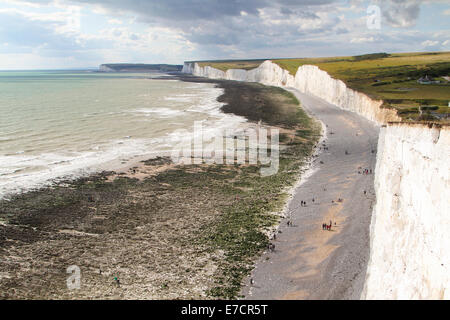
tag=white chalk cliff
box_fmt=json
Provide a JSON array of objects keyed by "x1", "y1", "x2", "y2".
[
  {"x1": 183, "y1": 60, "x2": 450, "y2": 299},
  {"x1": 182, "y1": 61, "x2": 402, "y2": 124},
  {"x1": 99, "y1": 64, "x2": 115, "y2": 72},
  {"x1": 363, "y1": 123, "x2": 450, "y2": 299}
]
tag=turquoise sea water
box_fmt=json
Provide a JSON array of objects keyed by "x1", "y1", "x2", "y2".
[{"x1": 0, "y1": 70, "x2": 244, "y2": 197}]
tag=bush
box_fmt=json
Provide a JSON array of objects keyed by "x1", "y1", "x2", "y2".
[
  {"x1": 418, "y1": 114, "x2": 437, "y2": 121},
  {"x1": 372, "y1": 81, "x2": 391, "y2": 86},
  {"x1": 353, "y1": 53, "x2": 390, "y2": 61},
  {"x1": 420, "y1": 106, "x2": 439, "y2": 111}
]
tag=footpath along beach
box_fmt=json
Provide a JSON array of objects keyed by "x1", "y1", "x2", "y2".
[{"x1": 242, "y1": 90, "x2": 379, "y2": 300}]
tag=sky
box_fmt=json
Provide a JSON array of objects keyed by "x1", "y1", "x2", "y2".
[{"x1": 0, "y1": 0, "x2": 449, "y2": 69}]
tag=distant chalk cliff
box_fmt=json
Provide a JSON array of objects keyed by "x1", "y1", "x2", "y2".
[{"x1": 99, "y1": 63, "x2": 183, "y2": 72}]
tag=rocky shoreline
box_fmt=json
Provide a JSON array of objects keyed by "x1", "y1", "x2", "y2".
[{"x1": 0, "y1": 76, "x2": 320, "y2": 299}]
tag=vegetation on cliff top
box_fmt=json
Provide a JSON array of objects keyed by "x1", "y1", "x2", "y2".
[{"x1": 197, "y1": 60, "x2": 265, "y2": 71}]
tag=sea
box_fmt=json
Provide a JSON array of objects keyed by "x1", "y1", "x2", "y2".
[{"x1": 0, "y1": 70, "x2": 246, "y2": 198}]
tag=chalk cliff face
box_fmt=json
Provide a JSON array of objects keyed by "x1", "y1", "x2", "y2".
[
  {"x1": 363, "y1": 123, "x2": 450, "y2": 299},
  {"x1": 183, "y1": 60, "x2": 449, "y2": 299},
  {"x1": 182, "y1": 61, "x2": 401, "y2": 125},
  {"x1": 99, "y1": 64, "x2": 115, "y2": 72},
  {"x1": 183, "y1": 60, "x2": 295, "y2": 85},
  {"x1": 292, "y1": 65, "x2": 401, "y2": 124}
]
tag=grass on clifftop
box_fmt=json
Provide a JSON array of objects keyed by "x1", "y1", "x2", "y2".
[
  {"x1": 196, "y1": 52, "x2": 450, "y2": 122},
  {"x1": 197, "y1": 60, "x2": 265, "y2": 72}
]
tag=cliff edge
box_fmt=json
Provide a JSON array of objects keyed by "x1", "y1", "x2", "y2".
[{"x1": 363, "y1": 123, "x2": 449, "y2": 299}]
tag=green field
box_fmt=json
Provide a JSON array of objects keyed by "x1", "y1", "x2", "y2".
[{"x1": 195, "y1": 52, "x2": 450, "y2": 121}]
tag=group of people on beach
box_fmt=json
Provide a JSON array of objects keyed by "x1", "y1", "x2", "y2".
[
  {"x1": 322, "y1": 220, "x2": 335, "y2": 231},
  {"x1": 322, "y1": 223, "x2": 332, "y2": 231},
  {"x1": 299, "y1": 197, "x2": 317, "y2": 207},
  {"x1": 359, "y1": 168, "x2": 372, "y2": 175}
]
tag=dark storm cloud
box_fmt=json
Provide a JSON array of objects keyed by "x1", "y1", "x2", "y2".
[
  {"x1": 6, "y1": 0, "x2": 339, "y2": 49},
  {"x1": 277, "y1": 0, "x2": 335, "y2": 5},
  {"x1": 11, "y1": 0, "x2": 428, "y2": 28},
  {"x1": 67, "y1": 0, "x2": 345, "y2": 48},
  {"x1": 374, "y1": 0, "x2": 421, "y2": 27},
  {"x1": 76, "y1": 0, "x2": 271, "y2": 20},
  {"x1": 66, "y1": 0, "x2": 340, "y2": 25}
]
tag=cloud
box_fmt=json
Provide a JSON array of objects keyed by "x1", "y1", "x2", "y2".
[
  {"x1": 368, "y1": 0, "x2": 449, "y2": 29},
  {"x1": 372, "y1": 0, "x2": 421, "y2": 28},
  {"x1": 422, "y1": 40, "x2": 439, "y2": 46},
  {"x1": 73, "y1": 0, "x2": 271, "y2": 21},
  {"x1": 350, "y1": 36, "x2": 375, "y2": 44},
  {"x1": 108, "y1": 18, "x2": 122, "y2": 24},
  {"x1": 0, "y1": 8, "x2": 75, "y2": 49},
  {"x1": 421, "y1": 39, "x2": 443, "y2": 50},
  {"x1": 0, "y1": 0, "x2": 448, "y2": 69}
]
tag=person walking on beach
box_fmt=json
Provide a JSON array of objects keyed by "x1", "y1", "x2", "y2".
[{"x1": 114, "y1": 276, "x2": 120, "y2": 287}]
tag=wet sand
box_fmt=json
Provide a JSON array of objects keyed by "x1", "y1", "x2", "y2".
[{"x1": 242, "y1": 90, "x2": 379, "y2": 300}]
